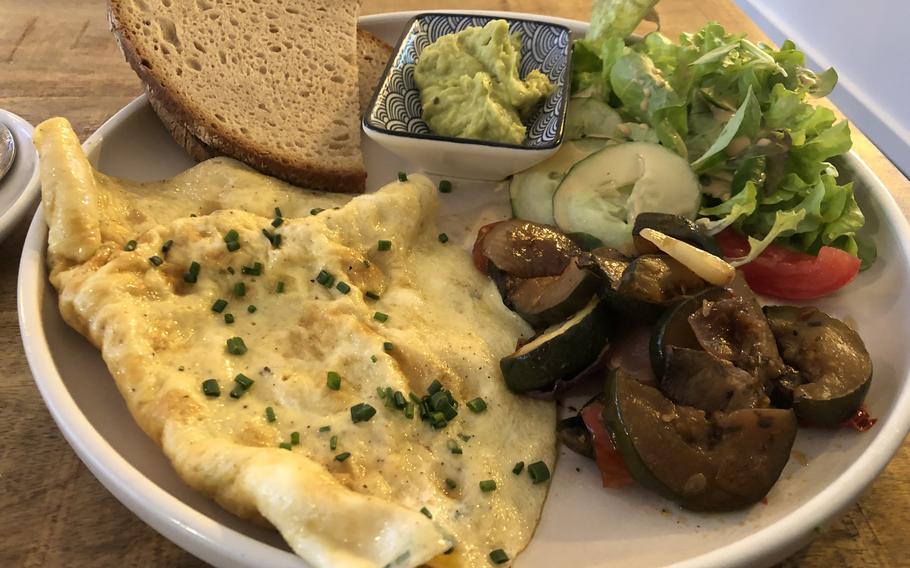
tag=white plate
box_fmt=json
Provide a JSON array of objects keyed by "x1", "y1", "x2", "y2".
[
  {"x1": 17, "y1": 11, "x2": 910, "y2": 568},
  {"x1": 0, "y1": 109, "x2": 40, "y2": 242}
]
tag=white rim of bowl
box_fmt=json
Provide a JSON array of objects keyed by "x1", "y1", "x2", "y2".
[{"x1": 17, "y1": 11, "x2": 910, "y2": 568}]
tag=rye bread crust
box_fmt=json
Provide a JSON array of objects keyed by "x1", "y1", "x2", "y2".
[{"x1": 108, "y1": 0, "x2": 367, "y2": 194}]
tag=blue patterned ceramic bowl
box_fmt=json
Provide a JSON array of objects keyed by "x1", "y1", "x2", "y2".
[{"x1": 362, "y1": 12, "x2": 572, "y2": 180}]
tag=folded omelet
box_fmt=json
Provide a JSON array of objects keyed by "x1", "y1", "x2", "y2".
[{"x1": 35, "y1": 118, "x2": 556, "y2": 568}]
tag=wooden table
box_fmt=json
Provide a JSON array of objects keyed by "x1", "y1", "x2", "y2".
[{"x1": 1, "y1": 1, "x2": 908, "y2": 566}]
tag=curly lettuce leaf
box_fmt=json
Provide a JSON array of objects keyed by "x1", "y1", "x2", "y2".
[
  {"x1": 690, "y1": 86, "x2": 760, "y2": 171},
  {"x1": 727, "y1": 209, "x2": 807, "y2": 267},
  {"x1": 697, "y1": 180, "x2": 758, "y2": 234},
  {"x1": 588, "y1": 0, "x2": 660, "y2": 43}
]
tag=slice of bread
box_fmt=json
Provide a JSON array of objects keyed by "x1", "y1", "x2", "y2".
[
  {"x1": 149, "y1": 28, "x2": 392, "y2": 164},
  {"x1": 109, "y1": 0, "x2": 367, "y2": 193}
]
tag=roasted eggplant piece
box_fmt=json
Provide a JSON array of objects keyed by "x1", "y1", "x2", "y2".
[
  {"x1": 632, "y1": 213, "x2": 722, "y2": 257},
  {"x1": 649, "y1": 287, "x2": 733, "y2": 379},
  {"x1": 479, "y1": 219, "x2": 581, "y2": 278},
  {"x1": 509, "y1": 261, "x2": 600, "y2": 327},
  {"x1": 603, "y1": 369, "x2": 797, "y2": 511},
  {"x1": 688, "y1": 294, "x2": 785, "y2": 385},
  {"x1": 764, "y1": 306, "x2": 873, "y2": 427},
  {"x1": 566, "y1": 232, "x2": 605, "y2": 251},
  {"x1": 661, "y1": 347, "x2": 769, "y2": 412},
  {"x1": 618, "y1": 255, "x2": 708, "y2": 305},
  {"x1": 500, "y1": 299, "x2": 610, "y2": 393},
  {"x1": 557, "y1": 415, "x2": 595, "y2": 458},
  {"x1": 577, "y1": 247, "x2": 630, "y2": 289}
]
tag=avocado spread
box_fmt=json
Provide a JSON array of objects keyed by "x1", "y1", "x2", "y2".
[{"x1": 414, "y1": 19, "x2": 555, "y2": 145}]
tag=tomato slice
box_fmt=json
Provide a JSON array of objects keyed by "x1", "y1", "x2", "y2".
[
  {"x1": 715, "y1": 229, "x2": 861, "y2": 300},
  {"x1": 580, "y1": 402, "x2": 632, "y2": 488}
]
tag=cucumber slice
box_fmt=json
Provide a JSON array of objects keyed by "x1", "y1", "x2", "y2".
[
  {"x1": 552, "y1": 142, "x2": 701, "y2": 254},
  {"x1": 564, "y1": 97, "x2": 624, "y2": 140},
  {"x1": 509, "y1": 139, "x2": 605, "y2": 225}
]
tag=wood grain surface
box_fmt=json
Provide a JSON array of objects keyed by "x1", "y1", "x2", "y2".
[{"x1": 1, "y1": 1, "x2": 909, "y2": 566}]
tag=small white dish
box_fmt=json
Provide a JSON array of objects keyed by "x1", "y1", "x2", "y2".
[
  {"x1": 0, "y1": 109, "x2": 40, "y2": 242},
  {"x1": 362, "y1": 13, "x2": 572, "y2": 181}
]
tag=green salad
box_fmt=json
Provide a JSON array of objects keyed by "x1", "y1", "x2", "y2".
[{"x1": 566, "y1": 0, "x2": 873, "y2": 267}]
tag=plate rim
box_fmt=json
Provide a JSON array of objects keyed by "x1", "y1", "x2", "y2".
[{"x1": 17, "y1": 10, "x2": 910, "y2": 568}]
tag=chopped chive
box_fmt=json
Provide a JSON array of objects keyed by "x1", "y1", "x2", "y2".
[
  {"x1": 211, "y1": 299, "x2": 228, "y2": 313},
  {"x1": 226, "y1": 240, "x2": 240, "y2": 252},
  {"x1": 161, "y1": 239, "x2": 174, "y2": 254},
  {"x1": 420, "y1": 506, "x2": 432, "y2": 519},
  {"x1": 201, "y1": 379, "x2": 220, "y2": 397},
  {"x1": 148, "y1": 255, "x2": 163, "y2": 266},
  {"x1": 336, "y1": 281, "x2": 351, "y2": 294},
  {"x1": 276, "y1": 281, "x2": 285, "y2": 293},
  {"x1": 350, "y1": 402, "x2": 377, "y2": 423},
  {"x1": 383, "y1": 342, "x2": 394, "y2": 352},
  {"x1": 377, "y1": 239, "x2": 392, "y2": 251},
  {"x1": 397, "y1": 171, "x2": 408, "y2": 182},
  {"x1": 438, "y1": 233, "x2": 449, "y2": 243},
  {"x1": 247, "y1": 305, "x2": 257, "y2": 313},
  {"x1": 489, "y1": 549, "x2": 509, "y2": 564},
  {"x1": 326, "y1": 371, "x2": 342, "y2": 391},
  {"x1": 458, "y1": 433, "x2": 473, "y2": 442},
  {"x1": 271, "y1": 233, "x2": 282, "y2": 248},
  {"x1": 229, "y1": 385, "x2": 246, "y2": 399},
  {"x1": 271, "y1": 217, "x2": 284, "y2": 228},
  {"x1": 377, "y1": 386, "x2": 387, "y2": 398},
  {"x1": 364, "y1": 291, "x2": 380, "y2": 301},
  {"x1": 223, "y1": 229, "x2": 239, "y2": 243},
  {"x1": 319, "y1": 425, "x2": 331, "y2": 433},
  {"x1": 241, "y1": 262, "x2": 263, "y2": 276},
  {"x1": 226, "y1": 337, "x2": 248, "y2": 355},
  {"x1": 404, "y1": 402, "x2": 415, "y2": 419},
  {"x1": 479, "y1": 479, "x2": 497, "y2": 492},
  {"x1": 445, "y1": 478, "x2": 457, "y2": 489},
  {"x1": 265, "y1": 406, "x2": 276, "y2": 422},
  {"x1": 427, "y1": 380, "x2": 443, "y2": 395},
  {"x1": 363, "y1": 259, "x2": 371, "y2": 268},
  {"x1": 124, "y1": 240, "x2": 138, "y2": 251},
  {"x1": 290, "y1": 431, "x2": 300, "y2": 445},
  {"x1": 224, "y1": 313, "x2": 235, "y2": 324},
  {"x1": 439, "y1": 179, "x2": 452, "y2": 193},
  {"x1": 429, "y1": 411, "x2": 447, "y2": 429},
  {"x1": 370, "y1": 355, "x2": 378, "y2": 363},
  {"x1": 335, "y1": 451, "x2": 351, "y2": 462},
  {"x1": 512, "y1": 461, "x2": 525, "y2": 475},
  {"x1": 330, "y1": 435, "x2": 338, "y2": 450},
  {"x1": 527, "y1": 461, "x2": 551, "y2": 484},
  {"x1": 184, "y1": 261, "x2": 201, "y2": 283},
  {"x1": 310, "y1": 207, "x2": 324, "y2": 216},
  {"x1": 233, "y1": 282, "x2": 246, "y2": 297},
  {"x1": 279, "y1": 442, "x2": 292, "y2": 450},
  {"x1": 466, "y1": 397, "x2": 487, "y2": 413},
  {"x1": 373, "y1": 312, "x2": 389, "y2": 323},
  {"x1": 393, "y1": 391, "x2": 407, "y2": 409},
  {"x1": 274, "y1": 207, "x2": 282, "y2": 217},
  {"x1": 261, "y1": 228, "x2": 275, "y2": 245},
  {"x1": 234, "y1": 373, "x2": 254, "y2": 389},
  {"x1": 447, "y1": 439, "x2": 463, "y2": 455},
  {"x1": 316, "y1": 270, "x2": 335, "y2": 287}
]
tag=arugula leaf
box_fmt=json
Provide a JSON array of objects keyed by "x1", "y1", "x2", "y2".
[{"x1": 690, "y1": 86, "x2": 760, "y2": 171}]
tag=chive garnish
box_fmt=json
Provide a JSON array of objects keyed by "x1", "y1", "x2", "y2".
[
  {"x1": 420, "y1": 506, "x2": 432, "y2": 519},
  {"x1": 397, "y1": 171, "x2": 408, "y2": 182},
  {"x1": 310, "y1": 208, "x2": 324, "y2": 216},
  {"x1": 466, "y1": 397, "x2": 487, "y2": 413},
  {"x1": 271, "y1": 217, "x2": 284, "y2": 228},
  {"x1": 233, "y1": 282, "x2": 246, "y2": 297},
  {"x1": 373, "y1": 312, "x2": 389, "y2": 323},
  {"x1": 330, "y1": 435, "x2": 338, "y2": 450},
  {"x1": 377, "y1": 387, "x2": 387, "y2": 398},
  {"x1": 326, "y1": 371, "x2": 342, "y2": 391},
  {"x1": 184, "y1": 261, "x2": 201, "y2": 283},
  {"x1": 335, "y1": 452, "x2": 351, "y2": 462},
  {"x1": 124, "y1": 240, "x2": 137, "y2": 251},
  {"x1": 290, "y1": 431, "x2": 300, "y2": 445},
  {"x1": 227, "y1": 240, "x2": 240, "y2": 252},
  {"x1": 383, "y1": 341, "x2": 394, "y2": 351},
  {"x1": 365, "y1": 291, "x2": 380, "y2": 301},
  {"x1": 528, "y1": 461, "x2": 551, "y2": 484},
  {"x1": 265, "y1": 406, "x2": 276, "y2": 422},
  {"x1": 279, "y1": 442, "x2": 292, "y2": 451},
  {"x1": 276, "y1": 281, "x2": 285, "y2": 293},
  {"x1": 479, "y1": 479, "x2": 497, "y2": 492},
  {"x1": 319, "y1": 425, "x2": 331, "y2": 433},
  {"x1": 512, "y1": 461, "x2": 525, "y2": 475},
  {"x1": 274, "y1": 207, "x2": 282, "y2": 217},
  {"x1": 247, "y1": 305, "x2": 257, "y2": 313},
  {"x1": 224, "y1": 229, "x2": 239, "y2": 243},
  {"x1": 427, "y1": 380, "x2": 443, "y2": 395},
  {"x1": 393, "y1": 391, "x2": 407, "y2": 409},
  {"x1": 271, "y1": 233, "x2": 282, "y2": 248},
  {"x1": 224, "y1": 313, "x2": 235, "y2": 324},
  {"x1": 148, "y1": 255, "x2": 163, "y2": 266},
  {"x1": 403, "y1": 403, "x2": 415, "y2": 419},
  {"x1": 201, "y1": 379, "x2": 220, "y2": 397},
  {"x1": 161, "y1": 239, "x2": 174, "y2": 254},
  {"x1": 211, "y1": 299, "x2": 228, "y2": 313},
  {"x1": 234, "y1": 373, "x2": 254, "y2": 389},
  {"x1": 229, "y1": 385, "x2": 246, "y2": 399},
  {"x1": 489, "y1": 549, "x2": 509, "y2": 564},
  {"x1": 226, "y1": 337, "x2": 248, "y2": 355},
  {"x1": 336, "y1": 281, "x2": 351, "y2": 294},
  {"x1": 377, "y1": 239, "x2": 392, "y2": 251},
  {"x1": 370, "y1": 355, "x2": 378, "y2": 363},
  {"x1": 241, "y1": 262, "x2": 262, "y2": 276},
  {"x1": 363, "y1": 259, "x2": 371, "y2": 268},
  {"x1": 429, "y1": 411, "x2": 447, "y2": 429},
  {"x1": 316, "y1": 270, "x2": 335, "y2": 288},
  {"x1": 445, "y1": 478, "x2": 457, "y2": 489},
  {"x1": 447, "y1": 439, "x2": 463, "y2": 455},
  {"x1": 438, "y1": 233, "x2": 449, "y2": 243},
  {"x1": 350, "y1": 402, "x2": 377, "y2": 423},
  {"x1": 439, "y1": 179, "x2": 452, "y2": 193}
]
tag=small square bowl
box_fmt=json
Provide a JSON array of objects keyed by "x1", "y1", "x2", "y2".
[{"x1": 363, "y1": 13, "x2": 572, "y2": 181}]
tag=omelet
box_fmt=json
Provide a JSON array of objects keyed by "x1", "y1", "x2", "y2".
[{"x1": 35, "y1": 117, "x2": 557, "y2": 568}]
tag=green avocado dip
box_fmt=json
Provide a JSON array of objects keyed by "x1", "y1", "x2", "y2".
[{"x1": 414, "y1": 19, "x2": 555, "y2": 145}]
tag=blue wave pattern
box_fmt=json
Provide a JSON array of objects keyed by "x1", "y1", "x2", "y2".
[{"x1": 367, "y1": 14, "x2": 571, "y2": 147}]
